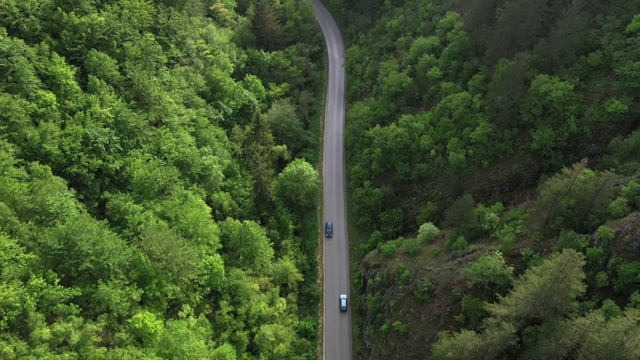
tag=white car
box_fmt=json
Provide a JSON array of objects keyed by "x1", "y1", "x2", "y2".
[{"x1": 339, "y1": 294, "x2": 347, "y2": 311}]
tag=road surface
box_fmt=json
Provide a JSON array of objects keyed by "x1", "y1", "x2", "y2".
[{"x1": 310, "y1": 1, "x2": 351, "y2": 359}]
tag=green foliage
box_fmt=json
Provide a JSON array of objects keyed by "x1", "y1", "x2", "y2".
[
  {"x1": 595, "y1": 271, "x2": 610, "y2": 288},
  {"x1": 613, "y1": 261, "x2": 640, "y2": 295},
  {"x1": 446, "y1": 235, "x2": 468, "y2": 252},
  {"x1": 621, "y1": 179, "x2": 640, "y2": 210},
  {"x1": 265, "y1": 98, "x2": 308, "y2": 156},
  {"x1": 416, "y1": 202, "x2": 439, "y2": 225},
  {"x1": 444, "y1": 194, "x2": 480, "y2": 239},
  {"x1": 392, "y1": 320, "x2": 409, "y2": 335},
  {"x1": 462, "y1": 251, "x2": 514, "y2": 298},
  {"x1": 554, "y1": 230, "x2": 589, "y2": 252},
  {"x1": 275, "y1": 158, "x2": 319, "y2": 211},
  {"x1": 487, "y1": 249, "x2": 586, "y2": 326},
  {"x1": 219, "y1": 218, "x2": 274, "y2": 274},
  {"x1": 460, "y1": 295, "x2": 489, "y2": 329},
  {"x1": 570, "y1": 308, "x2": 640, "y2": 360},
  {"x1": 378, "y1": 241, "x2": 398, "y2": 257},
  {"x1": 334, "y1": 0, "x2": 640, "y2": 356},
  {"x1": 402, "y1": 239, "x2": 421, "y2": 256},
  {"x1": 380, "y1": 320, "x2": 392, "y2": 335},
  {"x1": 0, "y1": 0, "x2": 322, "y2": 357},
  {"x1": 600, "y1": 299, "x2": 623, "y2": 320},
  {"x1": 608, "y1": 196, "x2": 631, "y2": 219},
  {"x1": 378, "y1": 208, "x2": 404, "y2": 239},
  {"x1": 595, "y1": 225, "x2": 615, "y2": 245},
  {"x1": 413, "y1": 277, "x2": 433, "y2": 302},
  {"x1": 129, "y1": 311, "x2": 164, "y2": 345},
  {"x1": 522, "y1": 75, "x2": 584, "y2": 166},
  {"x1": 417, "y1": 222, "x2": 440, "y2": 244},
  {"x1": 527, "y1": 160, "x2": 616, "y2": 235},
  {"x1": 627, "y1": 291, "x2": 640, "y2": 310},
  {"x1": 431, "y1": 321, "x2": 517, "y2": 360},
  {"x1": 476, "y1": 202, "x2": 503, "y2": 232},
  {"x1": 585, "y1": 247, "x2": 605, "y2": 266},
  {"x1": 394, "y1": 263, "x2": 411, "y2": 285}
]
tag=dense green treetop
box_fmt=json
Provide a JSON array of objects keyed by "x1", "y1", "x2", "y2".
[{"x1": 0, "y1": 0, "x2": 324, "y2": 358}]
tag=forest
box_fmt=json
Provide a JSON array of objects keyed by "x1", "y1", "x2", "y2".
[
  {"x1": 0, "y1": 0, "x2": 325, "y2": 358},
  {"x1": 323, "y1": 0, "x2": 640, "y2": 359}
]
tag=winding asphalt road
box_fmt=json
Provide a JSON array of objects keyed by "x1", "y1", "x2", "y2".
[{"x1": 310, "y1": 1, "x2": 351, "y2": 359}]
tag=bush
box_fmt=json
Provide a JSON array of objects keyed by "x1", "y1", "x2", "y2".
[
  {"x1": 379, "y1": 208, "x2": 404, "y2": 239},
  {"x1": 600, "y1": 299, "x2": 622, "y2": 319},
  {"x1": 380, "y1": 320, "x2": 392, "y2": 335},
  {"x1": 621, "y1": 179, "x2": 640, "y2": 210},
  {"x1": 462, "y1": 251, "x2": 514, "y2": 298},
  {"x1": 378, "y1": 241, "x2": 398, "y2": 257},
  {"x1": 402, "y1": 239, "x2": 421, "y2": 256},
  {"x1": 395, "y1": 263, "x2": 411, "y2": 285},
  {"x1": 129, "y1": 311, "x2": 164, "y2": 344},
  {"x1": 366, "y1": 230, "x2": 383, "y2": 253},
  {"x1": 413, "y1": 277, "x2": 433, "y2": 302},
  {"x1": 444, "y1": 194, "x2": 481, "y2": 240},
  {"x1": 417, "y1": 222, "x2": 440, "y2": 244},
  {"x1": 476, "y1": 202, "x2": 504, "y2": 232},
  {"x1": 595, "y1": 225, "x2": 615, "y2": 245},
  {"x1": 461, "y1": 295, "x2": 489, "y2": 329},
  {"x1": 585, "y1": 247, "x2": 605, "y2": 266},
  {"x1": 595, "y1": 271, "x2": 609, "y2": 288},
  {"x1": 627, "y1": 291, "x2": 640, "y2": 310},
  {"x1": 608, "y1": 197, "x2": 631, "y2": 218},
  {"x1": 554, "y1": 230, "x2": 588, "y2": 251},
  {"x1": 614, "y1": 261, "x2": 640, "y2": 294},
  {"x1": 417, "y1": 202, "x2": 439, "y2": 225},
  {"x1": 446, "y1": 235, "x2": 468, "y2": 252},
  {"x1": 392, "y1": 320, "x2": 408, "y2": 334}
]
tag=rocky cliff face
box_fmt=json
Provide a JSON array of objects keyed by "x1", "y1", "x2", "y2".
[
  {"x1": 357, "y1": 243, "x2": 483, "y2": 360},
  {"x1": 599, "y1": 211, "x2": 640, "y2": 258},
  {"x1": 356, "y1": 212, "x2": 640, "y2": 359}
]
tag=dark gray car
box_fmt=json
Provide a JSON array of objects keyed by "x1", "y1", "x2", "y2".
[{"x1": 325, "y1": 221, "x2": 333, "y2": 238}]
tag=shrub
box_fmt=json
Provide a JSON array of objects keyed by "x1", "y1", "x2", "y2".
[
  {"x1": 379, "y1": 208, "x2": 404, "y2": 239},
  {"x1": 600, "y1": 299, "x2": 622, "y2": 319},
  {"x1": 417, "y1": 202, "x2": 439, "y2": 225},
  {"x1": 614, "y1": 261, "x2": 640, "y2": 294},
  {"x1": 413, "y1": 277, "x2": 433, "y2": 302},
  {"x1": 444, "y1": 194, "x2": 481, "y2": 240},
  {"x1": 608, "y1": 197, "x2": 631, "y2": 219},
  {"x1": 392, "y1": 320, "x2": 408, "y2": 334},
  {"x1": 585, "y1": 247, "x2": 605, "y2": 266},
  {"x1": 403, "y1": 239, "x2": 421, "y2": 256},
  {"x1": 380, "y1": 320, "x2": 392, "y2": 335},
  {"x1": 461, "y1": 295, "x2": 489, "y2": 329},
  {"x1": 494, "y1": 209, "x2": 524, "y2": 254},
  {"x1": 395, "y1": 263, "x2": 411, "y2": 285},
  {"x1": 417, "y1": 222, "x2": 440, "y2": 244},
  {"x1": 462, "y1": 251, "x2": 514, "y2": 298},
  {"x1": 627, "y1": 291, "x2": 640, "y2": 309},
  {"x1": 378, "y1": 241, "x2": 397, "y2": 257},
  {"x1": 476, "y1": 202, "x2": 504, "y2": 232},
  {"x1": 595, "y1": 271, "x2": 609, "y2": 288},
  {"x1": 621, "y1": 179, "x2": 640, "y2": 209},
  {"x1": 595, "y1": 225, "x2": 615, "y2": 245},
  {"x1": 129, "y1": 310, "x2": 164, "y2": 344},
  {"x1": 554, "y1": 230, "x2": 588, "y2": 251},
  {"x1": 447, "y1": 235, "x2": 468, "y2": 252}
]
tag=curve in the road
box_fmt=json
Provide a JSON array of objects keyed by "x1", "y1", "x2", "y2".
[{"x1": 309, "y1": 1, "x2": 351, "y2": 360}]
